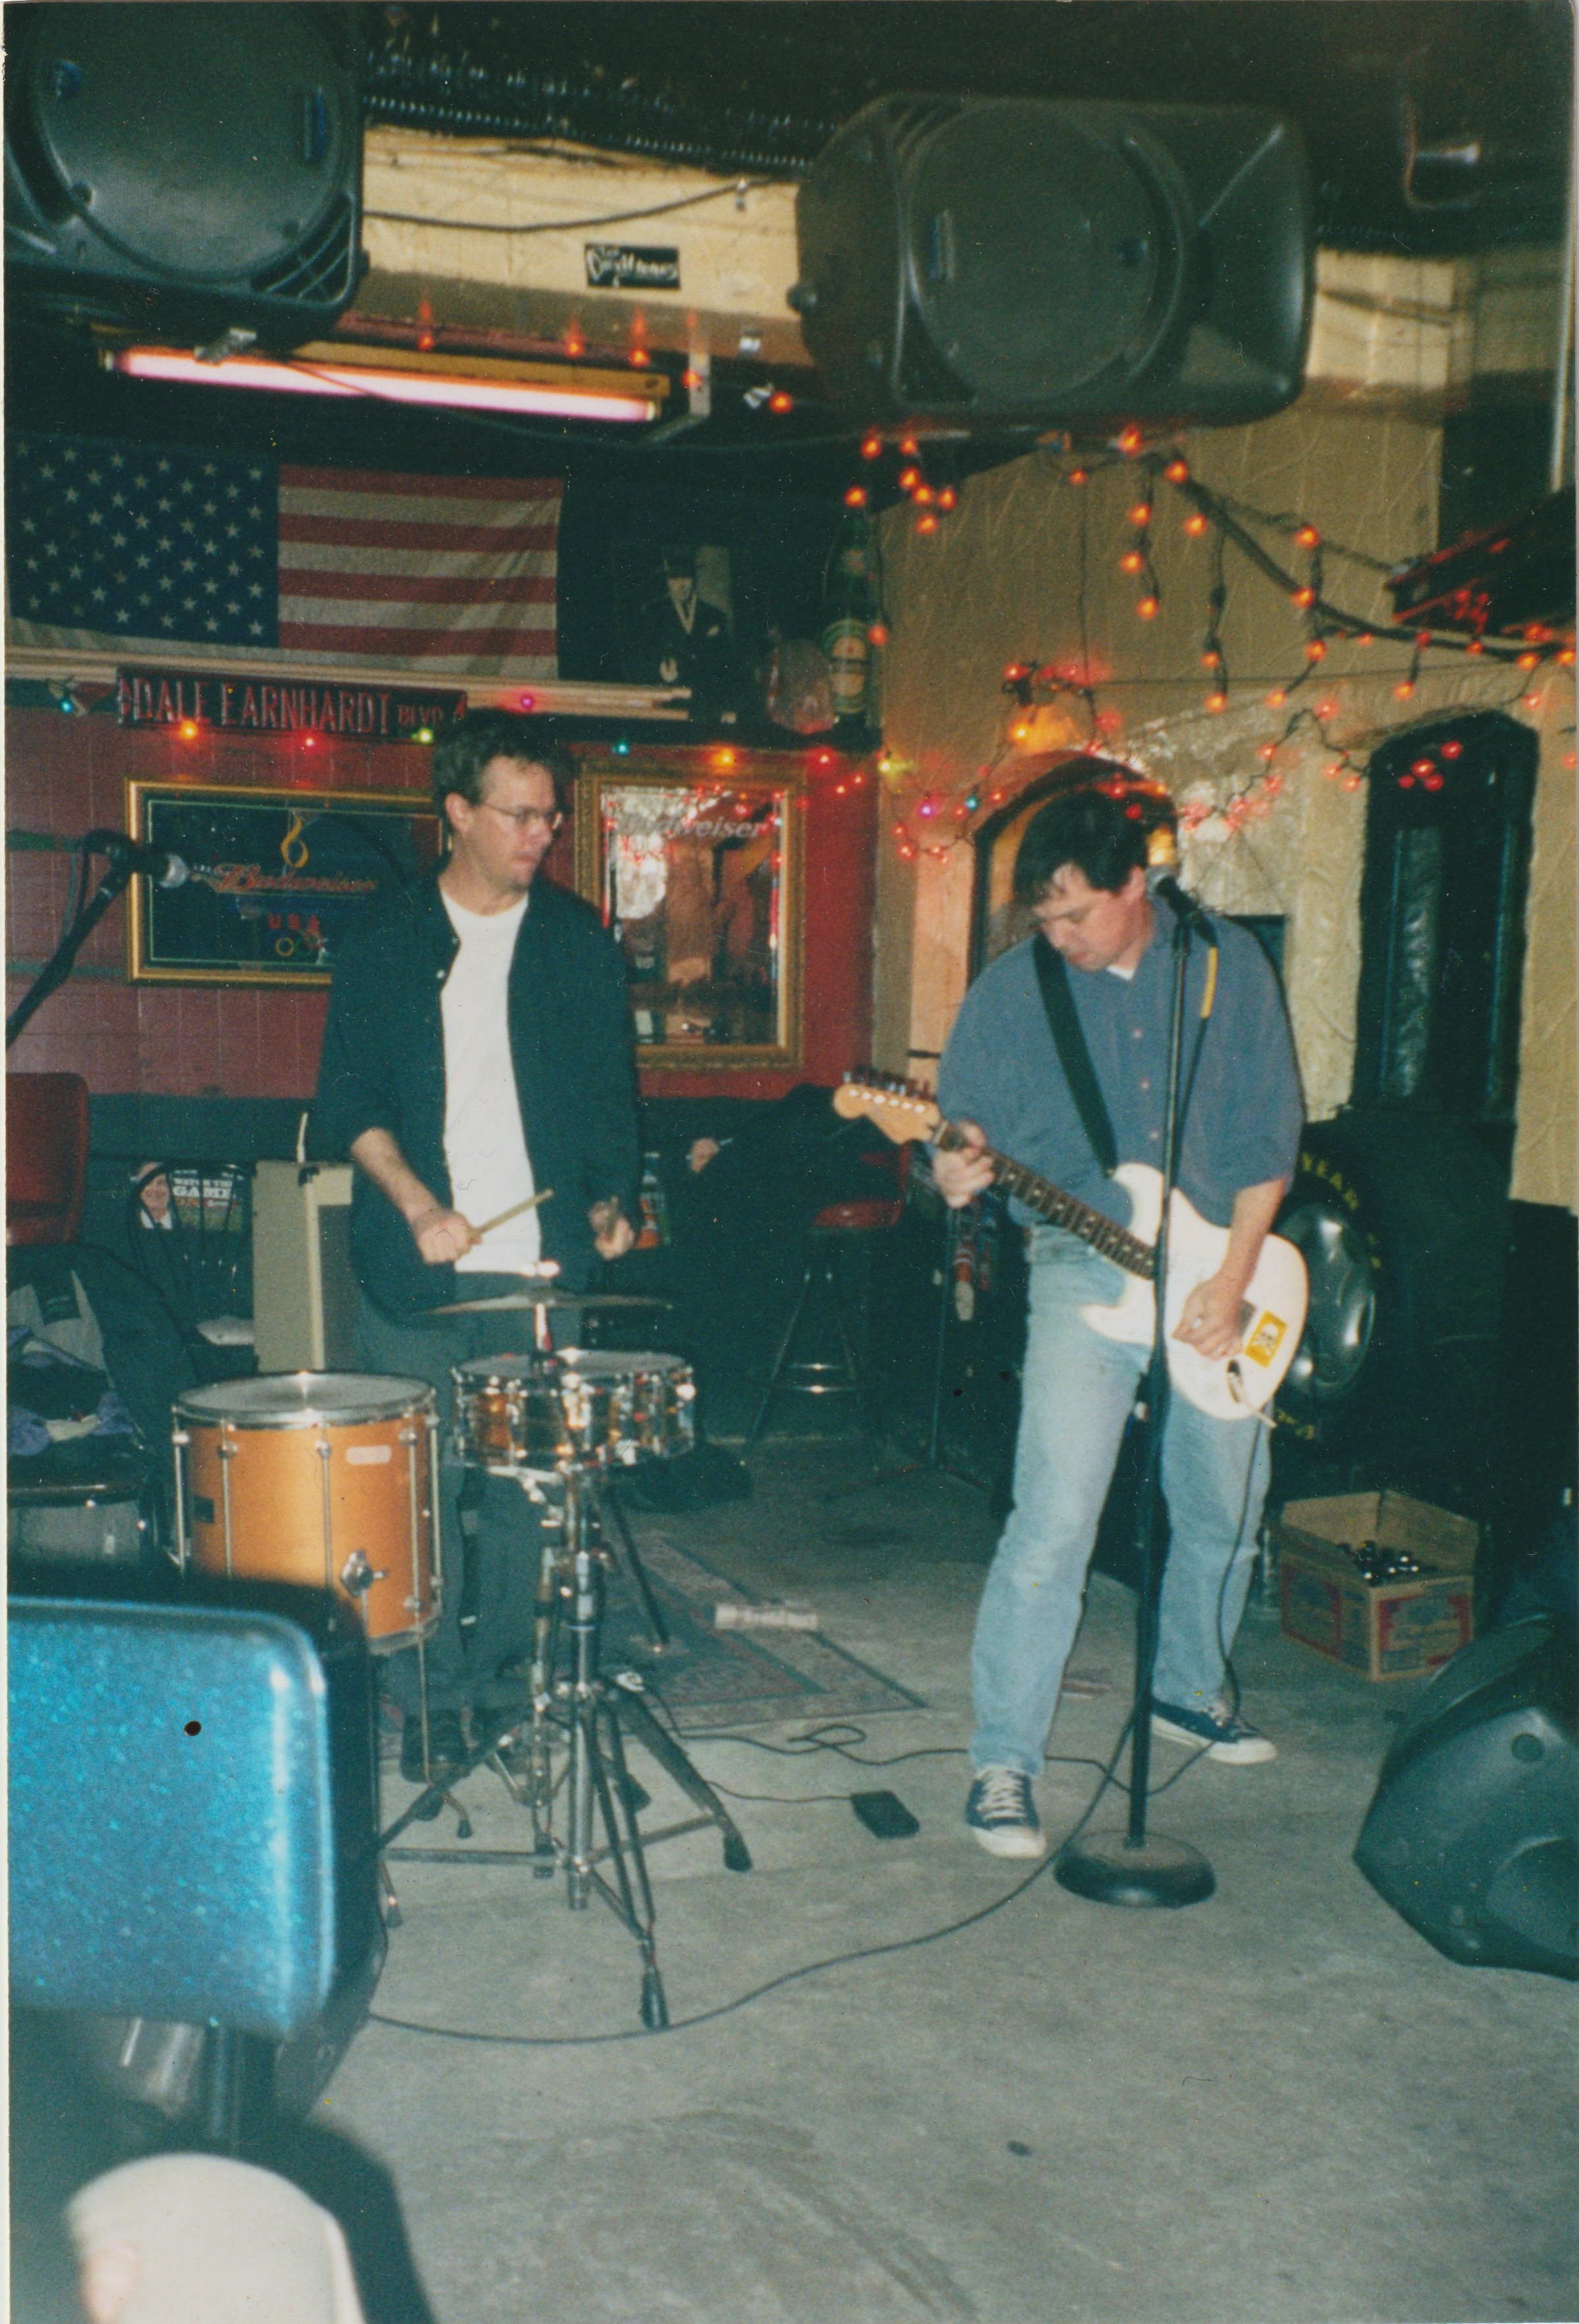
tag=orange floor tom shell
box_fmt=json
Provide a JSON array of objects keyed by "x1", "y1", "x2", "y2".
[{"x1": 172, "y1": 1373, "x2": 440, "y2": 1651}]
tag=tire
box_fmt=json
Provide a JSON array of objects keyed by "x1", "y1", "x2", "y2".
[{"x1": 1274, "y1": 1110, "x2": 1507, "y2": 1499}]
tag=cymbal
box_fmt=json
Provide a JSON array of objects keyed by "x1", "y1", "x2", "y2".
[{"x1": 431, "y1": 1291, "x2": 673, "y2": 1317}]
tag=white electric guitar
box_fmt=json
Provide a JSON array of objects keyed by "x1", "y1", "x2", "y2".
[{"x1": 834, "y1": 1076, "x2": 1308, "y2": 1423}]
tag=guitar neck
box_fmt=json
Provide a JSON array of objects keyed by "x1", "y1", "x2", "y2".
[{"x1": 933, "y1": 1122, "x2": 1156, "y2": 1280}]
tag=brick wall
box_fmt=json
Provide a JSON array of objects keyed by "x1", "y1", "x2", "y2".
[
  {"x1": 6, "y1": 707, "x2": 878, "y2": 1107},
  {"x1": 5, "y1": 707, "x2": 435, "y2": 1098}
]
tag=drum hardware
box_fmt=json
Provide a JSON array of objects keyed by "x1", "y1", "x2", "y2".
[
  {"x1": 449, "y1": 1349, "x2": 693, "y2": 1651},
  {"x1": 381, "y1": 1345, "x2": 751, "y2": 2030}
]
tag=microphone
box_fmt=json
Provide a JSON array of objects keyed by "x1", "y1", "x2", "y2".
[
  {"x1": 82, "y1": 830, "x2": 190, "y2": 889},
  {"x1": 1144, "y1": 825, "x2": 1214, "y2": 942}
]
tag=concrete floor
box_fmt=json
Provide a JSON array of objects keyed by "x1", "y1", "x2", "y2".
[{"x1": 322, "y1": 1442, "x2": 1579, "y2": 2324}]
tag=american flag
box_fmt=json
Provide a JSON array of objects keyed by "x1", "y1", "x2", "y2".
[
  {"x1": 279, "y1": 463, "x2": 558, "y2": 671},
  {"x1": 5, "y1": 432, "x2": 560, "y2": 677}
]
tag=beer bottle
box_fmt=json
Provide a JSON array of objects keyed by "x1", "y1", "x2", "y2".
[{"x1": 820, "y1": 508, "x2": 874, "y2": 727}]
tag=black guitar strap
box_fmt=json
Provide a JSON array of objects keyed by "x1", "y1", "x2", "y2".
[{"x1": 1031, "y1": 932, "x2": 1118, "y2": 1179}]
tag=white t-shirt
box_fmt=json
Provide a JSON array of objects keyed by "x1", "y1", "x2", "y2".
[{"x1": 440, "y1": 889, "x2": 540, "y2": 1274}]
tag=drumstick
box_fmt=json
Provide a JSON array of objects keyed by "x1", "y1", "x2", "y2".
[{"x1": 471, "y1": 1187, "x2": 554, "y2": 1239}]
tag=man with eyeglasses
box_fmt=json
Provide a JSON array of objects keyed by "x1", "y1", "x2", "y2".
[{"x1": 315, "y1": 710, "x2": 640, "y2": 1782}]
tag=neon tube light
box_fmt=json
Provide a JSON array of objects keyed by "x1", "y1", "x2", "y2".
[{"x1": 110, "y1": 347, "x2": 659, "y2": 423}]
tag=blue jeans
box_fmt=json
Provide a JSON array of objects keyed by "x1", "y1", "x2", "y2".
[{"x1": 972, "y1": 1227, "x2": 1270, "y2": 1777}]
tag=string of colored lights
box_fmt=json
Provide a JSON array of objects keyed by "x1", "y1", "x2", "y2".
[{"x1": 862, "y1": 430, "x2": 1572, "y2": 865}]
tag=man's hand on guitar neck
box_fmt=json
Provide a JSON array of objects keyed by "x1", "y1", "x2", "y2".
[
  {"x1": 1171, "y1": 1176, "x2": 1287, "y2": 1361},
  {"x1": 931, "y1": 1120, "x2": 997, "y2": 1209}
]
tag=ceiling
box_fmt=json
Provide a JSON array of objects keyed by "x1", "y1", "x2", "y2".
[
  {"x1": 6, "y1": 3, "x2": 1571, "y2": 497},
  {"x1": 365, "y1": 1, "x2": 1573, "y2": 256}
]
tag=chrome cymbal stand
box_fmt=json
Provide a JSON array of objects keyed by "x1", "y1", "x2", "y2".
[
  {"x1": 517, "y1": 1465, "x2": 752, "y2": 1881},
  {"x1": 386, "y1": 1340, "x2": 752, "y2": 2026},
  {"x1": 559, "y1": 1483, "x2": 668, "y2": 2026}
]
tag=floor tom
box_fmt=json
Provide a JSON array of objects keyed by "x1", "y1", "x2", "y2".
[{"x1": 172, "y1": 1374, "x2": 440, "y2": 1651}]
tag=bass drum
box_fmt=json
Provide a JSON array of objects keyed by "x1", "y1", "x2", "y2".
[{"x1": 1274, "y1": 1109, "x2": 1507, "y2": 1502}]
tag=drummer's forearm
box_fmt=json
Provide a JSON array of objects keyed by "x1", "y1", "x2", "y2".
[{"x1": 350, "y1": 1129, "x2": 444, "y2": 1229}]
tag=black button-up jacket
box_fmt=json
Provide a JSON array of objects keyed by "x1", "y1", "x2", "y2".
[{"x1": 314, "y1": 870, "x2": 640, "y2": 1319}]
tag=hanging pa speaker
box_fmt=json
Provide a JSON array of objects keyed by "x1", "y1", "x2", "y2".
[
  {"x1": 790, "y1": 95, "x2": 1311, "y2": 430},
  {"x1": 1354, "y1": 1616, "x2": 1579, "y2": 1980},
  {"x1": 4, "y1": 3, "x2": 364, "y2": 350}
]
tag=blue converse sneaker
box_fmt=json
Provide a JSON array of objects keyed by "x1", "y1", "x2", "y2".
[
  {"x1": 1151, "y1": 1699, "x2": 1277, "y2": 1765},
  {"x1": 965, "y1": 1767, "x2": 1048, "y2": 1858}
]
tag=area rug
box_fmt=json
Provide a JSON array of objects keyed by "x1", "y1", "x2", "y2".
[{"x1": 600, "y1": 1531, "x2": 924, "y2": 1733}]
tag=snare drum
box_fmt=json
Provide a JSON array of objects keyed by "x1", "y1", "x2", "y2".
[
  {"x1": 172, "y1": 1375, "x2": 440, "y2": 1652},
  {"x1": 557, "y1": 1350, "x2": 697, "y2": 1465},
  {"x1": 452, "y1": 1352, "x2": 572, "y2": 1475},
  {"x1": 452, "y1": 1349, "x2": 697, "y2": 1472}
]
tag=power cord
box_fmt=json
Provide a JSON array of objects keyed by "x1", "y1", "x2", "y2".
[
  {"x1": 366, "y1": 1711, "x2": 1137, "y2": 2051},
  {"x1": 635, "y1": 1691, "x2": 1135, "y2": 1805},
  {"x1": 368, "y1": 1440, "x2": 1271, "y2": 2048}
]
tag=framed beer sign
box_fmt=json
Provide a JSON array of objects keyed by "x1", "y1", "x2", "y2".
[
  {"x1": 125, "y1": 781, "x2": 441, "y2": 986},
  {"x1": 575, "y1": 760, "x2": 804, "y2": 1070}
]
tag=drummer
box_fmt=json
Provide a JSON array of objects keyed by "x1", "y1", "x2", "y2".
[{"x1": 314, "y1": 710, "x2": 640, "y2": 1782}]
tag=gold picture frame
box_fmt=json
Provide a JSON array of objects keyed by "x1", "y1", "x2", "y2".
[
  {"x1": 125, "y1": 780, "x2": 440, "y2": 985},
  {"x1": 574, "y1": 754, "x2": 804, "y2": 1070}
]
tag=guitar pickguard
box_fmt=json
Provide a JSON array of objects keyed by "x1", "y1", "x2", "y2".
[{"x1": 1077, "y1": 1165, "x2": 1308, "y2": 1421}]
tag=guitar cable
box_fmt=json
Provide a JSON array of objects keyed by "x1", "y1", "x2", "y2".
[
  {"x1": 366, "y1": 1712, "x2": 1140, "y2": 2052},
  {"x1": 366, "y1": 1463, "x2": 1267, "y2": 2056}
]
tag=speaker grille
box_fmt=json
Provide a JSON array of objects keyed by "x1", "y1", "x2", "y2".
[
  {"x1": 793, "y1": 93, "x2": 1310, "y2": 427},
  {"x1": 252, "y1": 195, "x2": 360, "y2": 306}
]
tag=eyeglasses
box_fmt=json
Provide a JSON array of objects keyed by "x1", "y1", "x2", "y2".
[{"x1": 478, "y1": 802, "x2": 563, "y2": 835}]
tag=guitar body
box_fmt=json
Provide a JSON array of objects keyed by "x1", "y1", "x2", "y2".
[
  {"x1": 1078, "y1": 1165, "x2": 1308, "y2": 1420},
  {"x1": 831, "y1": 1079, "x2": 1309, "y2": 1423}
]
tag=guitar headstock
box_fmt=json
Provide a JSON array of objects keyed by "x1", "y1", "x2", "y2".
[{"x1": 834, "y1": 1071, "x2": 943, "y2": 1147}]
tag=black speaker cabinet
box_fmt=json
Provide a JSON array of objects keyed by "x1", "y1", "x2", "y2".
[
  {"x1": 1355, "y1": 1617, "x2": 1578, "y2": 1980},
  {"x1": 1353, "y1": 711, "x2": 1537, "y2": 1118},
  {"x1": 5, "y1": 3, "x2": 363, "y2": 348},
  {"x1": 791, "y1": 95, "x2": 1311, "y2": 429}
]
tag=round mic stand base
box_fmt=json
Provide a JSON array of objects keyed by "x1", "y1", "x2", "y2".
[{"x1": 1054, "y1": 1828, "x2": 1216, "y2": 1910}]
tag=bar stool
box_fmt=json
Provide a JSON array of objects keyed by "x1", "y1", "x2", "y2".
[{"x1": 745, "y1": 1148, "x2": 908, "y2": 1465}]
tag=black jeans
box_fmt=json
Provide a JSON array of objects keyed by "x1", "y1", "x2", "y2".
[{"x1": 355, "y1": 1282, "x2": 547, "y2": 1717}]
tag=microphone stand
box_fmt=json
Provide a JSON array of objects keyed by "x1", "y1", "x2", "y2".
[
  {"x1": 1054, "y1": 890, "x2": 1217, "y2": 1909},
  {"x1": 7, "y1": 854, "x2": 135, "y2": 1049}
]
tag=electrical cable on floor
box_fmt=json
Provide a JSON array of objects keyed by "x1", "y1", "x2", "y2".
[
  {"x1": 636, "y1": 1686, "x2": 1134, "y2": 1801},
  {"x1": 366, "y1": 1711, "x2": 1145, "y2": 2050},
  {"x1": 369, "y1": 1451, "x2": 1277, "y2": 2047}
]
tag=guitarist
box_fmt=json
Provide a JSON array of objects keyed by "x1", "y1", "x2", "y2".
[{"x1": 933, "y1": 772, "x2": 1302, "y2": 1857}]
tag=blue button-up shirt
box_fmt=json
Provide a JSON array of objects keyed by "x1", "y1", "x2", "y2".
[{"x1": 937, "y1": 916, "x2": 1302, "y2": 1232}]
